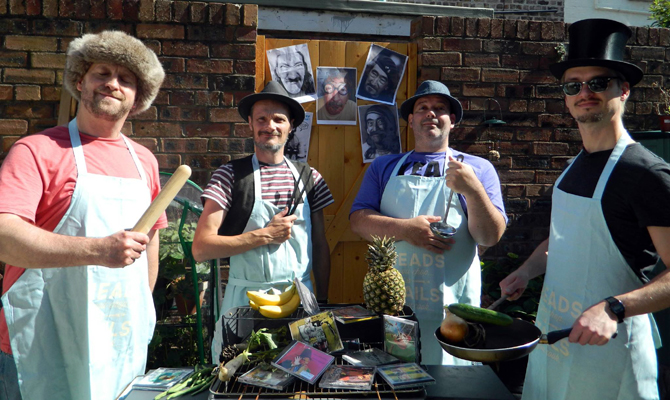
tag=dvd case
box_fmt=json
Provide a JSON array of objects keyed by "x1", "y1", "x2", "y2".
[
  {"x1": 132, "y1": 367, "x2": 194, "y2": 391},
  {"x1": 342, "y1": 347, "x2": 400, "y2": 367},
  {"x1": 376, "y1": 363, "x2": 435, "y2": 389},
  {"x1": 271, "y1": 340, "x2": 335, "y2": 385},
  {"x1": 331, "y1": 305, "x2": 379, "y2": 324},
  {"x1": 318, "y1": 365, "x2": 376, "y2": 391},
  {"x1": 237, "y1": 363, "x2": 295, "y2": 391},
  {"x1": 289, "y1": 311, "x2": 344, "y2": 353},
  {"x1": 383, "y1": 315, "x2": 419, "y2": 363}
]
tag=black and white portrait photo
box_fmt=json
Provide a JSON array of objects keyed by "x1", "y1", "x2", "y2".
[
  {"x1": 285, "y1": 112, "x2": 313, "y2": 163},
  {"x1": 356, "y1": 44, "x2": 407, "y2": 105},
  {"x1": 267, "y1": 44, "x2": 316, "y2": 103},
  {"x1": 316, "y1": 67, "x2": 357, "y2": 125},
  {"x1": 359, "y1": 104, "x2": 402, "y2": 163}
]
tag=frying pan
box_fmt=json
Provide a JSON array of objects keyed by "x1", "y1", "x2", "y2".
[{"x1": 434, "y1": 319, "x2": 572, "y2": 363}]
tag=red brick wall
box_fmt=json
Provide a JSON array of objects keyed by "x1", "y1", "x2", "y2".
[
  {"x1": 413, "y1": 17, "x2": 670, "y2": 257},
  {"x1": 0, "y1": 0, "x2": 257, "y2": 186}
]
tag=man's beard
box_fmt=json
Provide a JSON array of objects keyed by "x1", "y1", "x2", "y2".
[
  {"x1": 254, "y1": 131, "x2": 288, "y2": 153},
  {"x1": 325, "y1": 98, "x2": 345, "y2": 114},
  {"x1": 81, "y1": 91, "x2": 133, "y2": 121},
  {"x1": 576, "y1": 112, "x2": 604, "y2": 123}
]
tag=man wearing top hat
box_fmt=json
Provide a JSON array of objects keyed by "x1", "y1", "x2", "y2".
[
  {"x1": 192, "y1": 81, "x2": 333, "y2": 361},
  {"x1": 500, "y1": 19, "x2": 670, "y2": 399},
  {"x1": 350, "y1": 80, "x2": 507, "y2": 365}
]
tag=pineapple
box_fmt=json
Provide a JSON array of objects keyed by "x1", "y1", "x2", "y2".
[{"x1": 363, "y1": 236, "x2": 406, "y2": 315}]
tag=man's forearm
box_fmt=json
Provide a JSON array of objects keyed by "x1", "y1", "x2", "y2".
[
  {"x1": 520, "y1": 238, "x2": 549, "y2": 280},
  {"x1": 350, "y1": 209, "x2": 412, "y2": 242},
  {"x1": 615, "y1": 268, "x2": 670, "y2": 318},
  {"x1": 192, "y1": 230, "x2": 272, "y2": 262},
  {"x1": 464, "y1": 187, "x2": 506, "y2": 246},
  {"x1": 0, "y1": 213, "x2": 103, "y2": 268}
]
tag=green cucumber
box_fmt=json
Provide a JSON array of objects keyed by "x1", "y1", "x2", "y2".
[{"x1": 447, "y1": 303, "x2": 513, "y2": 326}]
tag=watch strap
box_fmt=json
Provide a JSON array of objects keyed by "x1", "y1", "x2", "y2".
[{"x1": 605, "y1": 296, "x2": 625, "y2": 323}]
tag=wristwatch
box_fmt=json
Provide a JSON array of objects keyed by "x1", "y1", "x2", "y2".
[{"x1": 604, "y1": 296, "x2": 625, "y2": 323}]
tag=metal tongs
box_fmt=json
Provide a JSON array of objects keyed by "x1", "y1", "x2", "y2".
[
  {"x1": 286, "y1": 166, "x2": 309, "y2": 215},
  {"x1": 430, "y1": 154, "x2": 464, "y2": 239}
]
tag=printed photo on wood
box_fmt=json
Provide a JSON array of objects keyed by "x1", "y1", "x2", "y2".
[
  {"x1": 285, "y1": 112, "x2": 313, "y2": 163},
  {"x1": 359, "y1": 104, "x2": 402, "y2": 163},
  {"x1": 267, "y1": 44, "x2": 316, "y2": 103},
  {"x1": 316, "y1": 67, "x2": 358, "y2": 125},
  {"x1": 356, "y1": 44, "x2": 407, "y2": 105}
]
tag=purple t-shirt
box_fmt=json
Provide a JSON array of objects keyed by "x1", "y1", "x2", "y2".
[{"x1": 350, "y1": 150, "x2": 507, "y2": 224}]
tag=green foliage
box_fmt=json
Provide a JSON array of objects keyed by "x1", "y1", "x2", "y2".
[
  {"x1": 650, "y1": 0, "x2": 670, "y2": 28},
  {"x1": 147, "y1": 316, "x2": 201, "y2": 369},
  {"x1": 480, "y1": 253, "x2": 543, "y2": 322},
  {"x1": 159, "y1": 220, "x2": 210, "y2": 300}
]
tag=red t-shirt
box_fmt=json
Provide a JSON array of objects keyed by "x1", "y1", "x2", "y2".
[{"x1": 0, "y1": 126, "x2": 168, "y2": 354}]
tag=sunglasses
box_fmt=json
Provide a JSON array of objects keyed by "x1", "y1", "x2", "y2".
[{"x1": 561, "y1": 77, "x2": 618, "y2": 96}]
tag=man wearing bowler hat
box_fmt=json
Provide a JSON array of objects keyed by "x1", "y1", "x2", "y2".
[
  {"x1": 500, "y1": 19, "x2": 670, "y2": 399},
  {"x1": 192, "y1": 81, "x2": 333, "y2": 361},
  {"x1": 350, "y1": 80, "x2": 507, "y2": 365}
]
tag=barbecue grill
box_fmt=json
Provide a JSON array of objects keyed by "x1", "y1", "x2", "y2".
[{"x1": 209, "y1": 305, "x2": 425, "y2": 399}]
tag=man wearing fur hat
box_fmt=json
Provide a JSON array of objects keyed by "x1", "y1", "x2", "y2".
[
  {"x1": 500, "y1": 19, "x2": 670, "y2": 399},
  {"x1": 192, "y1": 81, "x2": 333, "y2": 362},
  {"x1": 0, "y1": 31, "x2": 166, "y2": 399}
]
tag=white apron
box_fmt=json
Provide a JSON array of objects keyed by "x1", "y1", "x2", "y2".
[
  {"x1": 522, "y1": 132, "x2": 660, "y2": 400},
  {"x1": 380, "y1": 150, "x2": 480, "y2": 365},
  {"x1": 211, "y1": 155, "x2": 313, "y2": 360},
  {"x1": 1, "y1": 119, "x2": 156, "y2": 400}
]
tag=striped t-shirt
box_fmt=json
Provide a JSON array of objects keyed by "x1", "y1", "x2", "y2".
[{"x1": 201, "y1": 160, "x2": 334, "y2": 213}]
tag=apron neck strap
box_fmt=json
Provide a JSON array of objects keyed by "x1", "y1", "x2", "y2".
[{"x1": 593, "y1": 131, "x2": 632, "y2": 199}]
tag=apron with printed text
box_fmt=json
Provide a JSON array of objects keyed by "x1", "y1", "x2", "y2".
[
  {"x1": 1, "y1": 119, "x2": 156, "y2": 400},
  {"x1": 522, "y1": 132, "x2": 660, "y2": 400},
  {"x1": 211, "y1": 155, "x2": 313, "y2": 360},
  {"x1": 380, "y1": 150, "x2": 480, "y2": 365}
]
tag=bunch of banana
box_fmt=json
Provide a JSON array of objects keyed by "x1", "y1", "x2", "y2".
[{"x1": 246, "y1": 284, "x2": 300, "y2": 318}]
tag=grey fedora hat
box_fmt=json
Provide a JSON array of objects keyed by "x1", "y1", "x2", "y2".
[
  {"x1": 238, "y1": 81, "x2": 306, "y2": 127},
  {"x1": 400, "y1": 80, "x2": 463, "y2": 123}
]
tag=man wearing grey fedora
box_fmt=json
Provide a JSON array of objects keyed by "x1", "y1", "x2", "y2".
[
  {"x1": 193, "y1": 81, "x2": 333, "y2": 362},
  {"x1": 500, "y1": 18, "x2": 670, "y2": 399},
  {"x1": 350, "y1": 80, "x2": 507, "y2": 365},
  {"x1": 0, "y1": 31, "x2": 167, "y2": 399}
]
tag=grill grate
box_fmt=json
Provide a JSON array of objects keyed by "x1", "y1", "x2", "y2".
[{"x1": 211, "y1": 305, "x2": 424, "y2": 399}]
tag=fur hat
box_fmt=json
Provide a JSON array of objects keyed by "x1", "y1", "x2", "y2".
[{"x1": 64, "y1": 31, "x2": 165, "y2": 116}]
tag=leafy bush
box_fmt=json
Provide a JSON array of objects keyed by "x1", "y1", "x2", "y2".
[
  {"x1": 650, "y1": 0, "x2": 670, "y2": 28},
  {"x1": 480, "y1": 253, "x2": 544, "y2": 322}
]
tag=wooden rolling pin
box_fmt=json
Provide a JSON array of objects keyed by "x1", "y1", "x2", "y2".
[{"x1": 132, "y1": 165, "x2": 192, "y2": 234}]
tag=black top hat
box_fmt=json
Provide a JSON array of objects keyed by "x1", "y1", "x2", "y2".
[
  {"x1": 549, "y1": 19, "x2": 643, "y2": 86},
  {"x1": 237, "y1": 81, "x2": 306, "y2": 127},
  {"x1": 400, "y1": 80, "x2": 463, "y2": 123}
]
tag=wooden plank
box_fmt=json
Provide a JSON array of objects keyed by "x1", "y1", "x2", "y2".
[
  {"x1": 255, "y1": 35, "x2": 266, "y2": 92},
  {"x1": 325, "y1": 164, "x2": 368, "y2": 253},
  {"x1": 318, "y1": 125, "x2": 345, "y2": 216},
  {"x1": 342, "y1": 242, "x2": 368, "y2": 303},
  {"x1": 327, "y1": 242, "x2": 345, "y2": 303},
  {"x1": 57, "y1": 86, "x2": 74, "y2": 126},
  {"x1": 387, "y1": 42, "x2": 409, "y2": 105},
  {"x1": 406, "y1": 42, "x2": 418, "y2": 151}
]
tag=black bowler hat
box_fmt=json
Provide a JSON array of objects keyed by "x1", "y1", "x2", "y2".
[
  {"x1": 549, "y1": 19, "x2": 643, "y2": 86},
  {"x1": 237, "y1": 81, "x2": 306, "y2": 127},
  {"x1": 400, "y1": 80, "x2": 463, "y2": 123}
]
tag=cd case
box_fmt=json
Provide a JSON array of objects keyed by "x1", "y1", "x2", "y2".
[
  {"x1": 376, "y1": 363, "x2": 436, "y2": 389},
  {"x1": 331, "y1": 305, "x2": 379, "y2": 324},
  {"x1": 318, "y1": 365, "x2": 376, "y2": 391},
  {"x1": 271, "y1": 340, "x2": 335, "y2": 385},
  {"x1": 289, "y1": 311, "x2": 344, "y2": 353},
  {"x1": 237, "y1": 362, "x2": 295, "y2": 391},
  {"x1": 383, "y1": 315, "x2": 419, "y2": 363},
  {"x1": 342, "y1": 347, "x2": 400, "y2": 367},
  {"x1": 132, "y1": 367, "x2": 194, "y2": 390}
]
